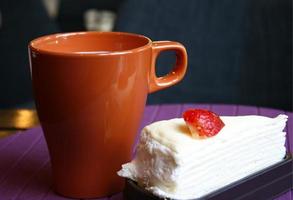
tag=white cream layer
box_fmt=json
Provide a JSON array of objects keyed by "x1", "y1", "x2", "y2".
[{"x1": 118, "y1": 115, "x2": 287, "y2": 199}]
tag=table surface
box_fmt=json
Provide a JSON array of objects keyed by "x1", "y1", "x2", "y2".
[{"x1": 0, "y1": 104, "x2": 292, "y2": 200}]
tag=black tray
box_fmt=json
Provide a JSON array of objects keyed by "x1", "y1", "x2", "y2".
[{"x1": 124, "y1": 154, "x2": 292, "y2": 200}]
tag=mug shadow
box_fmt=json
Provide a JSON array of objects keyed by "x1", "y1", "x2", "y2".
[
  {"x1": 0, "y1": 154, "x2": 53, "y2": 199},
  {"x1": 0, "y1": 133, "x2": 54, "y2": 199}
]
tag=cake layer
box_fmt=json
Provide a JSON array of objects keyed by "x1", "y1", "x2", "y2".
[
  {"x1": 118, "y1": 114, "x2": 288, "y2": 199},
  {"x1": 145, "y1": 115, "x2": 287, "y2": 154}
]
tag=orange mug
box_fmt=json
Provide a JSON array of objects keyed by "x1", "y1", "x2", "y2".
[{"x1": 28, "y1": 32, "x2": 187, "y2": 198}]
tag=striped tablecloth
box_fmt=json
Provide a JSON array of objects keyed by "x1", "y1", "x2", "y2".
[{"x1": 0, "y1": 104, "x2": 292, "y2": 200}]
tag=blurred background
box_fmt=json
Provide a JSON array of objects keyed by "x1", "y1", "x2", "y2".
[{"x1": 0, "y1": 0, "x2": 292, "y2": 134}]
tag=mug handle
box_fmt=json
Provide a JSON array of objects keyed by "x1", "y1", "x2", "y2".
[{"x1": 148, "y1": 41, "x2": 188, "y2": 93}]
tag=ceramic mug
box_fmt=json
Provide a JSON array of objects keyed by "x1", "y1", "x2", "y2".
[{"x1": 28, "y1": 32, "x2": 187, "y2": 198}]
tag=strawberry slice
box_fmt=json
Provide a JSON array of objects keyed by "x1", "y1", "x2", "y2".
[{"x1": 183, "y1": 109, "x2": 225, "y2": 138}]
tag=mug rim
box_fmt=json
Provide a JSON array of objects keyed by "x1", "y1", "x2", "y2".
[{"x1": 29, "y1": 31, "x2": 152, "y2": 57}]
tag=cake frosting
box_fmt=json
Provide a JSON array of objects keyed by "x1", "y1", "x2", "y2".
[{"x1": 118, "y1": 114, "x2": 288, "y2": 199}]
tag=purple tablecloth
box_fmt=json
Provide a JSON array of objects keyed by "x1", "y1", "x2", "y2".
[{"x1": 0, "y1": 104, "x2": 292, "y2": 200}]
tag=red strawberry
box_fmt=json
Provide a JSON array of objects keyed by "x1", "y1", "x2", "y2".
[{"x1": 183, "y1": 109, "x2": 225, "y2": 138}]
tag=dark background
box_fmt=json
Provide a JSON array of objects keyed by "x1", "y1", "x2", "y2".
[{"x1": 0, "y1": 0, "x2": 292, "y2": 110}]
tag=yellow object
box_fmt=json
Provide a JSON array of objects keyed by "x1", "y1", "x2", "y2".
[{"x1": 0, "y1": 109, "x2": 39, "y2": 138}]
